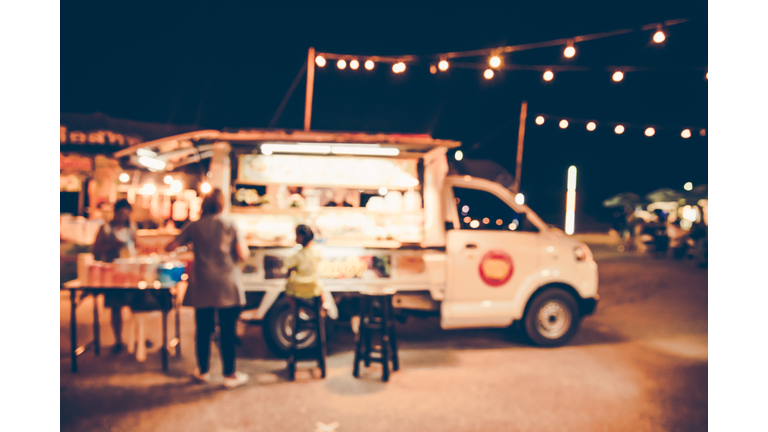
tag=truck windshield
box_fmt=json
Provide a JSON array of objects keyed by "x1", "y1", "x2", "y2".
[{"x1": 453, "y1": 187, "x2": 537, "y2": 232}]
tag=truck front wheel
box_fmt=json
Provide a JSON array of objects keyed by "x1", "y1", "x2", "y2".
[
  {"x1": 524, "y1": 288, "x2": 580, "y2": 347},
  {"x1": 263, "y1": 298, "x2": 318, "y2": 358}
]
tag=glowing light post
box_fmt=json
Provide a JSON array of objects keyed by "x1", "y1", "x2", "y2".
[{"x1": 565, "y1": 166, "x2": 577, "y2": 235}]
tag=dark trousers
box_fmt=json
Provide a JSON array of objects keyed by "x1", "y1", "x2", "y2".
[{"x1": 195, "y1": 307, "x2": 240, "y2": 376}]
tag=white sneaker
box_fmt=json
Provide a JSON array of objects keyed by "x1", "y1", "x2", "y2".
[
  {"x1": 192, "y1": 370, "x2": 212, "y2": 384},
  {"x1": 223, "y1": 371, "x2": 249, "y2": 389}
]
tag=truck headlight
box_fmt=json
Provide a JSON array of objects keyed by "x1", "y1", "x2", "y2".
[{"x1": 574, "y1": 245, "x2": 589, "y2": 261}]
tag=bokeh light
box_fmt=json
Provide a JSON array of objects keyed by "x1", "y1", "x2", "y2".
[
  {"x1": 201, "y1": 182, "x2": 211, "y2": 194},
  {"x1": 612, "y1": 71, "x2": 624, "y2": 82},
  {"x1": 164, "y1": 175, "x2": 173, "y2": 185},
  {"x1": 559, "y1": 119, "x2": 569, "y2": 129},
  {"x1": 645, "y1": 127, "x2": 655, "y2": 137},
  {"x1": 455, "y1": 150, "x2": 464, "y2": 161},
  {"x1": 315, "y1": 56, "x2": 326, "y2": 67},
  {"x1": 349, "y1": 59, "x2": 359, "y2": 70},
  {"x1": 438, "y1": 60, "x2": 449, "y2": 71},
  {"x1": 543, "y1": 70, "x2": 554, "y2": 81},
  {"x1": 681, "y1": 129, "x2": 691, "y2": 138},
  {"x1": 119, "y1": 173, "x2": 130, "y2": 182},
  {"x1": 535, "y1": 116, "x2": 545, "y2": 125},
  {"x1": 615, "y1": 125, "x2": 625, "y2": 134},
  {"x1": 586, "y1": 122, "x2": 596, "y2": 131},
  {"x1": 653, "y1": 30, "x2": 666, "y2": 43},
  {"x1": 484, "y1": 69, "x2": 494, "y2": 79},
  {"x1": 365, "y1": 60, "x2": 374, "y2": 70},
  {"x1": 489, "y1": 56, "x2": 501, "y2": 68},
  {"x1": 564, "y1": 46, "x2": 576, "y2": 58},
  {"x1": 337, "y1": 59, "x2": 347, "y2": 69}
]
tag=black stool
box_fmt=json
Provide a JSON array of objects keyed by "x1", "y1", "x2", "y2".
[
  {"x1": 286, "y1": 296, "x2": 327, "y2": 381},
  {"x1": 353, "y1": 290, "x2": 399, "y2": 382}
]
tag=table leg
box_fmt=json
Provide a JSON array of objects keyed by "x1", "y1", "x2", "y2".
[
  {"x1": 93, "y1": 293, "x2": 101, "y2": 356},
  {"x1": 162, "y1": 307, "x2": 169, "y2": 372},
  {"x1": 174, "y1": 290, "x2": 181, "y2": 358},
  {"x1": 70, "y1": 289, "x2": 78, "y2": 373}
]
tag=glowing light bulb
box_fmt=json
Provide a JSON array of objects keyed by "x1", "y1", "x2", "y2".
[
  {"x1": 645, "y1": 127, "x2": 655, "y2": 137},
  {"x1": 559, "y1": 119, "x2": 569, "y2": 129},
  {"x1": 586, "y1": 122, "x2": 596, "y2": 131},
  {"x1": 464, "y1": 216, "x2": 471, "y2": 224},
  {"x1": 564, "y1": 45, "x2": 576, "y2": 58},
  {"x1": 612, "y1": 71, "x2": 624, "y2": 82},
  {"x1": 430, "y1": 65, "x2": 437, "y2": 74},
  {"x1": 496, "y1": 219, "x2": 503, "y2": 226},
  {"x1": 515, "y1": 193, "x2": 525, "y2": 205},
  {"x1": 681, "y1": 129, "x2": 691, "y2": 138},
  {"x1": 315, "y1": 56, "x2": 326, "y2": 67},
  {"x1": 482, "y1": 218, "x2": 490, "y2": 225},
  {"x1": 615, "y1": 125, "x2": 625, "y2": 134},
  {"x1": 489, "y1": 56, "x2": 501, "y2": 68},
  {"x1": 705, "y1": 72, "x2": 708, "y2": 80},
  {"x1": 170, "y1": 179, "x2": 183, "y2": 193},
  {"x1": 379, "y1": 186, "x2": 388, "y2": 196},
  {"x1": 543, "y1": 70, "x2": 554, "y2": 81},
  {"x1": 142, "y1": 183, "x2": 156, "y2": 195},
  {"x1": 438, "y1": 60, "x2": 449, "y2": 71},
  {"x1": 535, "y1": 116, "x2": 545, "y2": 125},
  {"x1": 119, "y1": 173, "x2": 130, "y2": 182},
  {"x1": 653, "y1": 30, "x2": 666, "y2": 43},
  {"x1": 484, "y1": 69, "x2": 494, "y2": 79},
  {"x1": 684, "y1": 182, "x2": 693, "y2": 191},
  {"x1": 201, "y1": 182, "x2": 211, "y2": 194},
  {"x1": 164, "y1": 175, "x2": 173, "y2": 185},
  {"x1": 349, "y1": 59, "x2": 359, "y2": 70},
  {"x1": 700, "y1": 129, "x2": 706, "y2": 136},
  {"x1": 455, "y1": 150, "x2": 464, "y2": 161},
  {"x1": 337, "y1": 59, "x2": 347, "y2": 69},
  {"x1": 470, "y1": 220, "x2": 480, "y2": 229},
  {"x1": 392, "y1": 62, "x2": 406, "y2": 73},
  {"x1": 365, "y1": 60, "x2": 374, "y2": 70}
]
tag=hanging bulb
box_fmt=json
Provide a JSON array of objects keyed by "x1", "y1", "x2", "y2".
[
  {"x1": 564, "y1": 41, "x2": 576, "y2": 58},
  {"x1": 645, "y1": 127, "x2": 656, "y2": 137},
  {"x1": 681, "y1": 129, "x2": 692, "y2": 138},
  {"x1": 430, "y1": 65, "x2": 437, "y2": 74},
  {"x1": 365, "y1": 60, "x2": 375, "y2": 70},
  {"x1": 350, "y1": 59, "x2": 359, "y2": 70},
  {"x1": 586, "y1": 122, "x2": 596, "y2": 131},
  {"x1": 543, "y1": 70, "x2": 554, "y2": 81},
  {"x1": 535, "y1": 116, "x2": 545, "y2": 125},
  {"x1": 484, "y1": 69, "x2": 494, "y2": 79},
  {"x1": 614, "y1": 125, "x2": 625, "y2": 134},
  {"x1": 489, "y1": 56, "x2": 501, "y2": 68},
  {"x1": 315, "y1": 56, "x2": 326, "y2": 67},
  {"x1": 653, "y1": 30, "x2": 666, "y2": 43},
  {"x1": 337, "y1": 59, "x2": 347, "y2": 69},
  {"x1": 559, "y1": 120, "x2": 569, "y2": 129},
  {"x1": 612, "y1": 71, "x2": 624, "y2": 82},
  {"x1": 438, "y1": 60, "x2": 449, "y2": 71}
]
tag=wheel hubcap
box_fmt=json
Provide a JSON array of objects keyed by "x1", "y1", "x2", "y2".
[{"x1": 536, "y1": 300, "x2": 571, "y2": 339}]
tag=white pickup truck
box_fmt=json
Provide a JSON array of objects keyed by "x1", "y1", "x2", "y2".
[{"x1": 122, "y1": 129, "x2": 599, "y2": 356}]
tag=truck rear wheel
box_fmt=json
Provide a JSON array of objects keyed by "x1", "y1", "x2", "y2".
[
  {"x1": 263, "y1": 298, "x2": 318, "y2": 358},
  {"x1": 524, "y1": 288, "x2": 580, "y2": 347}
]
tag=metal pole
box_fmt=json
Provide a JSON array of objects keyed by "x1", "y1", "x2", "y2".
[
  {"x1": 304, "y1": 47, "x2": 316, "y2": 131},
  {"x1": 513, "y1": 101, "x2": 527, "y2": 194}
]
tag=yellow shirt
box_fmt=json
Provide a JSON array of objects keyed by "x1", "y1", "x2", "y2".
[{"x1": 282, "y1": 246, "x2": 322, "y2": 298}]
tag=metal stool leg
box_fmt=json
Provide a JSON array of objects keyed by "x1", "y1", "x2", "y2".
[
  {"x1": 380, "y1": 297, "x2": 391, "y2": 382},
  {"x1": 287, "y1": 297, "x2": 298, "y2": 381},
  {"x1": 315, "y1": 297, "x2": 327, "y2": 379}
]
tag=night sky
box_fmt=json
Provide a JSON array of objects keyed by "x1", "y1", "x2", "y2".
[{"x1": 60, "y1": 0, "x2": 708, "y2": 227}]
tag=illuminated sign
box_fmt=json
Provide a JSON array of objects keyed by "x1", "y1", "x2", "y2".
[
  {"x1": 60, "y1": 126, "x2": 142, "y2": 147},
  {"x1": 238, "y1": 154, "x2": 418, "y2": 189}
]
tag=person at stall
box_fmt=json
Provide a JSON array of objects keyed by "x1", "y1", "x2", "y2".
[
  {"x1": 281, "y1": 225, "x2": 323, "y2": 299},
  {"x1": 92, "y1": 199, "x2": 137, "y2": 354},
  {"x1": 164, "y1": 188, "x2": 249, "y2": 389}
]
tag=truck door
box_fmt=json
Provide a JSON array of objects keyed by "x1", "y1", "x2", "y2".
[{"x1": 441, "y1": 184, "x2": 541, "y2": 329}]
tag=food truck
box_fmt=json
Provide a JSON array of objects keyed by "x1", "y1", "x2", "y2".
[{"x1": 115, "y1": 129, "x2": 599, "y2": 356}]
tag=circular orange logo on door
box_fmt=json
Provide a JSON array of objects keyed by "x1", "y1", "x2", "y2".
[{"x1": 479, "y1": 250, "x2": 514, "y2": 287}]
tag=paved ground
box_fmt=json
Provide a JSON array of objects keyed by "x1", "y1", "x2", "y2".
[{"x1": 60, "y1": 234, "x2": 707, "y2": 432}]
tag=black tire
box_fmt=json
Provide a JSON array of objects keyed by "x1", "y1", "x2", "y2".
[
  {"x1": 524, "y1": 288, "x2": 580, "y2": 347},
  {"x1": 263, "y1": 297, "x2": 319, "y2": 358}
]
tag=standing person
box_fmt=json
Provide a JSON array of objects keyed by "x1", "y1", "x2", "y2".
[
  {"x1": 165, "y1": 188, "x2": 249, "y2": 389},
  {"x1": 92, "y1": 199, "x2": 137, "y2": 354}
]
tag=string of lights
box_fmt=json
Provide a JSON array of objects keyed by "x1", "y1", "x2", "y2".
[
  {"x1": 312, "y1": 18, "x2": 706, "y2": 81},
  {"x1": 531, "y1": 114, "x2": 706, "y2": 138}
]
